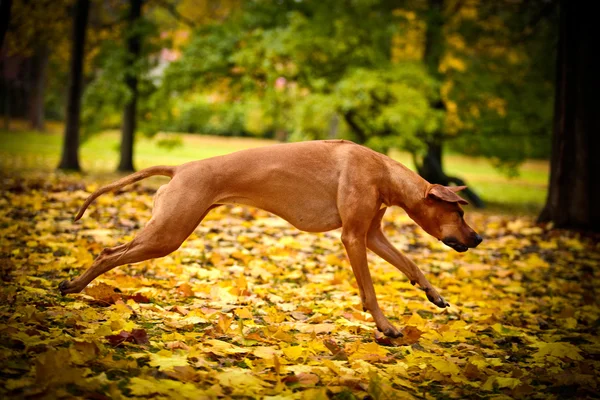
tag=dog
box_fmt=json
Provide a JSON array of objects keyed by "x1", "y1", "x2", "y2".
[{"x1": 59, "y1": 140, "x2": 482, "y2": 337}]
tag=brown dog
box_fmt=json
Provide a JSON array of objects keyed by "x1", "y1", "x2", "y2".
[{"x1": 60, "y1": 140, "x2": 481, "y2": 337}]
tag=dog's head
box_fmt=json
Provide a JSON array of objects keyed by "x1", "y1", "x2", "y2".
[{"x1": 409, "y1": 184, "x2": 482, "y2": 252}]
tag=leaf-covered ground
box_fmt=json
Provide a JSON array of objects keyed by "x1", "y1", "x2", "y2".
[{"x1": 1, "y1": 173, "x2": 599, "y2": 399}]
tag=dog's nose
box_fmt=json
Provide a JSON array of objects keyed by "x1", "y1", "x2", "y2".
[{"x1": 474, "y1": 234, "x2": 483, "y2": 246}]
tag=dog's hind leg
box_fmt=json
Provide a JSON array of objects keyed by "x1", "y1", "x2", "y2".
[{"x1": 60, "y1": 184, "x2": 218, "y2": 294}]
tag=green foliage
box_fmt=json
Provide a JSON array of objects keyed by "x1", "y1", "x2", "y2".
[
  {"x1": 334, "y1": 64, "x2": 443, "y2": 153},
  {"x1": 288, "y1": 94, "x2": 347, "y2": 142},
  {"x1": 156, "y1": 0, "x2": 403, "y2": 140},
  {"x1": 167, "y1": 96, "x2": 248, "y2": 136},
  {"x1": 439, "y1": 1, "x2": 557, "y2": 168},
  {"x1": 81, "y1": 11, "x2": 163, "y2": 141},
  {"x1": 150, "y1": 0, "x2": 554, "y2": 176}
]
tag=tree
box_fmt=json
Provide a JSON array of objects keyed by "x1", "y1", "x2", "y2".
[
  {"x1": 412, "y1": 0, "x2": 483, "y2": 207},
  {"x1": 58, "y1": 0, "x2": 90, "y2": 171},
  {"x1": 2, "y1": 0, "x2": 72, "y2": 131},
  {"x1": 28, "y1": 44, "x2": 49, "y2": 131},
  {"x1": 118, "y1": 0, "x2": 143, "y2": 172},
  {"x1": 538, "y1": 0, "x2": 599, "y2": 231},
  {"x1": 0, "y1": 0, "x2": 12, "y2": 130},
  {"x1": 0, "y1": 0, "x2": 11, "y2": 51}
]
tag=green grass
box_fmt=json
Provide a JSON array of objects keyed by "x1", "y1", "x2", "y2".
[
  {"x1": 0, "y1": 130, "x2": 274, "y2": 172},
  {"x1": 0, "y1": 128, "x2": 548, "y2": 214}
]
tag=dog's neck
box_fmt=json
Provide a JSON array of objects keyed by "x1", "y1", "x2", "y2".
[{"x1": 380, "y1": 160, "x2": 429, "y2": 213}]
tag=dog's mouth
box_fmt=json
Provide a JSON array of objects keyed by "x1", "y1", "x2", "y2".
[{"x1": 442, "y1": 239, "x2": 469, "y2": 253}]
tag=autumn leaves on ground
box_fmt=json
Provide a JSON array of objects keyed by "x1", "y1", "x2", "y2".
[{"x1": 0, "y1": 172, "x2": 598, "y2": 399}]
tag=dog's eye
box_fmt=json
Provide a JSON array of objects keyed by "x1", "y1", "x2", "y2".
[{"x1": 457, "y1": 210, "x2": 464, "y2": 218}]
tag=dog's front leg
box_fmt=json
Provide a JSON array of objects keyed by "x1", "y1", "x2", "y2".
[
  {"x1": 366, "y1": 208, "x2": 449, "y2": 308},
  {"x1": 341, "y1": 226, "x2": 403, "y2": 338}
]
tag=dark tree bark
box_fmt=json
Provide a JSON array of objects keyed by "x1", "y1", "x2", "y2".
[
  {"x1": 28, "y1": 44, "x2": 49, "y2": 131},
  {"x1": 538, "y1": 0, "x2": 599, "y2": 231},
  {"x1": 117, "y1": 0, "x2": 143, "y2": 172},
  {"x1": 58, "y1": 0, "x2": 90, "y2": 171},
  {"x1": 2, "y1": 62, "x2": 9, "y2": 130},
  {"x1": 1, "y1": 0, "x2": 12, "y2": 130},
  {"x1": 416, "y1": 0, "x2": 485, "y2": 208},
  {"x1": 0, "y1": 0, "x2": 11, "y2": 51}
]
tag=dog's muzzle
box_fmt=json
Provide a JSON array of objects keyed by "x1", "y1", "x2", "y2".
[
  {"x1": 442, "y1": 239, "x2": 469, "y2": 252},
  {"x1": 442, "y1": 234, "x2": 482, "y2": 252}
]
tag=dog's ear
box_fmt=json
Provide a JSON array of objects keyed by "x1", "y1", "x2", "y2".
[
  {"x1": 448, "y1": 185, "x2": 467, "y2": 193},
  {"x1": 427, "y1": 184, "x2": 469, "y2": 205}
]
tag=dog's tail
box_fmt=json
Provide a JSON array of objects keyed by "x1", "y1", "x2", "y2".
[{"x1": 74, "y1": 165, "x2": 176, "y2": 221}]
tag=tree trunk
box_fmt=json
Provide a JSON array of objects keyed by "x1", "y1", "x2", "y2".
[
  {"x1": 537, "y1": 0, "x2": 599, "y2": 231},
  {"x1": 58, "y1": 0, "x2": 89, "y2": 171},
  {"x1": 1, "y1": 0, "x2": 13, "y2": 130},
  {"x1": 416, "y1": 0, "x2": 485, "y2": 208},
  {"x1": 419, "y1": 0, "x2": 446, "y2": 187},
  {"x1": 2, "y1": 62, "x2": 10, "y2": 130},
  {"x1": 29, "y1": 44, "x2": 49, "y2": 131},
  {"x1": 117, "y1": 0, "x2": 142, "y2": 172},
  {"x1": 0, "y1": 0, "x2": 12, "y2": 51}
]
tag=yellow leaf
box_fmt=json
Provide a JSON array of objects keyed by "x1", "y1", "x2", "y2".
[
  {"x1": 35, "y1": 348, "x2": 85, "y2": 387},
  {"x1": 562, "y1": 317, "x2": 578, "y2": 329},
  {"x1": 491, "y1": 323, "x2": 521, "y2": 336},
  {"x1": 486, "y1": 358, "x2": 503, "y2": 367},
  {"x1": 534, "y1": 342, "x2": 583, "y2": 361},
  {"x1": 234, "y1": 307, "x2": 253, "y2": 319},
  {"x1": 128, "y1": 376, "x2": 208, "y2": 399},
  {"x1": 253, "y1": 346, "x2": 282, "y2": 360},
  {"x1": 204, "y1": 339, "x2": 249, "y2": 356},
  {"x1": 283, "y1": 345, "x2": 305, "y2": 361},
  {"x1": 431, "y1": 360, "x2": 460, "y2": 375},
  {"x1": 496, "y1": 377, "x2": 521, "y2": 389},
  {"x1": 406, "y1": 313, "x2": 426, "y2": 328},
  {"x1": 481, "y1": 377, "x2": 496, "y2": 391},
  {"x1": 217, "y1": 369, "x2": 270, "y2": 395},
  {"x1": 270, "y1": 329, "x2": 295, "y2": 343},
  {"x1": 325, "y1": 254, "x2": 345, "y2": 267},
  {"x1": 149, "y1": 350, "x2": 189, "y2": 371},
  {"x1": 348, "y1": 342, "x2": 389, "y2": 362},
  {"x1": 292, "y1": 322, "x2": 336, "y2": 334},
  {"x1": 301, "y1": 387, "x2": 328, "y2": 400}
]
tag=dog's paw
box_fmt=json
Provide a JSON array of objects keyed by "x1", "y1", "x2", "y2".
[
  {"x1": 377, "y1": 325, "x2": 404, "y2": 338},
  {"x1": 424, "y1": 288, "x2": 450, "y2": 308},
  {"x1": 59, "y1": 280, "x2": 76, "y2": 295}
]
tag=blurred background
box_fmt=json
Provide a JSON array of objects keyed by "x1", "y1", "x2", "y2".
[{"x1": 0, "y1": 0, "x2": 566, "y2": 216}]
